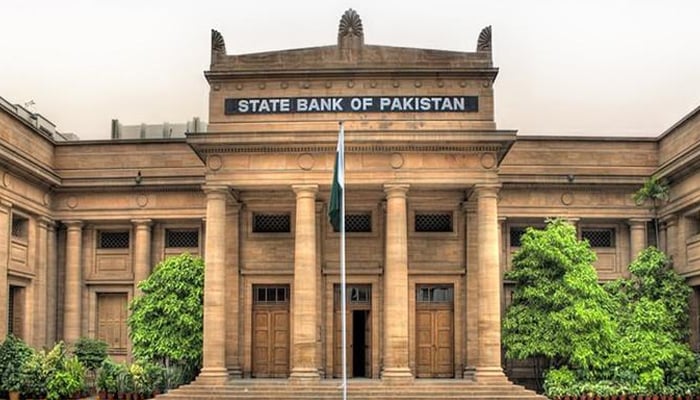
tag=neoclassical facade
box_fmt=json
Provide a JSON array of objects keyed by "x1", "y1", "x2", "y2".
[{"x1": 2, "y1": 9, "x2": 700, "y2": 397}]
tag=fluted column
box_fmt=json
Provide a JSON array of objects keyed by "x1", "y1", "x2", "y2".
[
  {"x1": 199, "y1": 186, "x2": 229, "y2": 383},
  {"x1": 131, "y1": 219, "x2": 152, "y2": 297},
  {"x1": 382, "y1": 184, "x2": 412, "y2": 380},
  {"x1": 629, "y1": 219, "x2": 648, "y2": 261},
  {"x1": 0, "y1": 199, "x2": 11, "y2": 337},
  {"x1": 63, "y1": 220, "x2": 83, "y2": 345},
  {"x1": 290, "y1": 184, "x2": 320, "y2": 380},
  {"x1": 474, "y1": 184, "x2": 506, "y2": 381}
]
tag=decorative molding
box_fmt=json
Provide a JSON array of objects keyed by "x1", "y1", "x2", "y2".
[
  {"x1": 477, "y1": 25, "x2": 492, "y2": 52},
  {"x1": 211, "y1": 29, "x2": 226, "y2": 54},
  {"x1": 194, "y1": 144, "x2": 504, "y2": 155},
  {"x1": 338, "y1": 9, "x2": 364, "y2": 40}
]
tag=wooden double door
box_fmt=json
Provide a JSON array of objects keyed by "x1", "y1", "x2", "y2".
[
  {"x1": 334, "y1": 285, "x2": 372, "y2": 378},
  {"x1": 415, "y1": 285, "x2": 454, "y2": 378},
  {"x1": 252, "y1": 285, "x2": 290, "y2": 378}
]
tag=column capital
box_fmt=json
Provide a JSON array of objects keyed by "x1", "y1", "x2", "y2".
[
  {"x1": 292, "y1": 184, "x2": 318, "y2": 197},
  {"x1": 202, "y1": 184, "x2": 230, "y2": 198},
  {"x1": 473, "y1": 183, "x2": 501, "y2": 198},
  {"x1": 37, "y1": 216, "x2": 56, "y2": 229},
  {"x1": 662, "y1": 214, "x2": 678, "y2": 226},
  {"x1": 131, "y1": 218, "x2": 153, "y2": 228},
  {"x1": 628, "y1": 218, "x2": 650, "y2": 227},
  {"x1": 0, "y1": 198, "x2": 11, "y2": 211},
  {"x1": 383, "y1": 183, "x2": 409, "y2": 198},
  {"x1": 63, "y1": 220, "x2": 83, "y2": 230}
]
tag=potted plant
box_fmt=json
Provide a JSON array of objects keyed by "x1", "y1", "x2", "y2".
[
  {"x1": 97, "y1": 359, "x2": 120, "y2": 399},
  {"x1": 46, "y1": 356, "x2": 85, "y2": 400},
  {"x1": 115, "y1": 363, "x2": 134, "y2": 400},
  {"x1": 21, "y1": 349, "x2": 48, "y2": 400},
  {"x1": 0, "y1": 335, "x2": 34, "y2": 400},
  {"x1": 74, "y1": 337, "x2": 108, "y2": 397}
]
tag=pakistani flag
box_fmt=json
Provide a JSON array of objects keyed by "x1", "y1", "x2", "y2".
[{"x1": 328, "y1": 122, "x2": 345, "y2": 232}]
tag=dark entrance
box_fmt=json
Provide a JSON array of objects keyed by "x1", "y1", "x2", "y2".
[{"x1": 334, "y1": 284, "x2": 372, "y2": 378}]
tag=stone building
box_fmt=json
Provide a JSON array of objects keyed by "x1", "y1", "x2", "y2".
[{"x1": 1, "y1": 9, "x2": 699, "y2": 398}]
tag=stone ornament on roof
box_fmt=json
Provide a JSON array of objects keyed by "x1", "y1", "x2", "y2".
[
  {"x1": 211, "y1": 29, "x2": 226, "y2": 65},
  {"x1": 477, "y1": 25, "x2": 492, "y2": 52},
  {"x1": 338, "y1": 9, "x2": 364, "y2": 51}
]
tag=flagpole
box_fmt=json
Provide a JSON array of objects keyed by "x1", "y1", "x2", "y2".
[{"x1": 339, "y1": 121, "x2": 348, "y2": 400}]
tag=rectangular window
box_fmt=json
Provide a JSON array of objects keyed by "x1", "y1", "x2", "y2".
[
  {"x1": 98, "y1": 231, "x2": 130, "y2": 249},
  {"x1": 254, "y1": 285, "x2": 289, "y2": 304},
  {"x1": 165, "y1": 229, "x2": 199, "y2": 248},
  {"x1": 253, "y1": 214, "x2": 291, "y2": 233},
  {"x1": 416, "y1": 285, "x2": 454, "y2": 303},
  {"x1": 582, "y1": 228, "x2": 615, "y2": 248},
  {"x1": 509, "y1": 227, "x2": 527, "y2": 247},
  {"x1": 415, "y1": 213, "x2": 452, "y2": 232},
  {"x1": 333, "y1": 213, "x2": 372, "y2": 233},
  {"x1": 11, "y1": 214, "x2": 28, "y2": 240}
]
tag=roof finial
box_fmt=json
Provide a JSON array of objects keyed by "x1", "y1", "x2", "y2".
[
  {"x1": 338, "y1": 9, "x2": 364, "y2": 49},
  {"x1": 477, "y1": 25, "x2": 492, "y2": 52}
]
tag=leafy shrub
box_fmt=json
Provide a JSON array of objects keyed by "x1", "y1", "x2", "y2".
[{"x1": 0, "y1": 335, "x2": 34, "y2": 392}]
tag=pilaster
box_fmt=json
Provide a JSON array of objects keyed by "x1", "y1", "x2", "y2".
[
  {"x1": 290, "y1": 184, "x2": 320, "y2": 380},
  {"x1": 0, "y1": 199, "x2": 11, "y2": 337},
  {"x1": 381, "y1": 183, "x2": 413, "y2": 381}
]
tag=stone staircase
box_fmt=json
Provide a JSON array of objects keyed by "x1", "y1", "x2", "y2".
[{"x1": 156, "y1": 379, "x2": 546, "y2": 399}]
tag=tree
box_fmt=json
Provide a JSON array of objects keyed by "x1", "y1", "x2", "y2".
[
  {"x1": 502, "y1": 219, "x2": 618, "y2": 389},
  {"x1": 128, "y1": 253, "x2": 204, "y2": 380},
  {"x1": 632, "y1": 176, "x2": 669, "y2": 246}
]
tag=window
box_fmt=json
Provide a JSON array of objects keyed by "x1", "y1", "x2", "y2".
[
  {"x1": 98, "y1": 231, "x2": 130, "y2": 249},
  {"x1": 416, "y1": 285, "x2": 453, "y2": 303},
  {"x1": 581, "y1": 228, "x2": 615, "y2": 248},
  {"x1": 509, "y1": 227, "x2": 527, "y2": 247},
  {"x1": 333, "y1": 213, "x2": 372, "y2": 233},
  {"x1": 254, "y1": 285, "x2": 289, "y2": 304},
  {"x1": 252, "y1": 214, "x2": 291, "y2": 233},
  {"x1": 8, "y1": 286, "x2": 25, "y2": 339},
  {"x1": 415, "y1": 213, "x2": 452, "y2": 232},
  {"x1": 11, "y1": 214, "x2": 28, "y2": 240},
  {"x1": 165, "y1": 229, "x2": 199, "y2": 248}
]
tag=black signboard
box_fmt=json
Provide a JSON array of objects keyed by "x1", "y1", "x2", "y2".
[{"x1": 224, "y1": 96, "x2": 478, "y2": 115}]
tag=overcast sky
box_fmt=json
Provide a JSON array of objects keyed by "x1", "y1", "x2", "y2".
[{"x1": 1, "y1": 0, "x2": 698, "y2": 140}]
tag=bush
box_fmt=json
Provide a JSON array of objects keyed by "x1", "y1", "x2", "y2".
[
  {"x1": 0, "y1": 335, "x2": 34, "y2": 392},
  {"x1": 97, "y1": 358, "x2": 120, "y2": 395}
]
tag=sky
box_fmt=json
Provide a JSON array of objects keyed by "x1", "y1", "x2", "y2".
[{"x1": 0, "y1": 0, "x2": 698, "y2": 140}]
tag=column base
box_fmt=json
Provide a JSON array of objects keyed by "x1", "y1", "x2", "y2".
[
  {"x1": 474, "y1": 366, "x2": 509, "y2": 383},
  {"x1": 381, "y1": 367, "x2": 413, "y2": 382},
  {"x1": 289, "y1": 367, "x2": 321, "y2": 382},
  {"x1": 227, "y1": 365, "x2": 243, "y2": 379},
  {"x1": 194, "y1": 367, "x2": 229, "y2": 385},
  {"x1": 463, "y1": 366, "x2": 476, "y2": 381}
]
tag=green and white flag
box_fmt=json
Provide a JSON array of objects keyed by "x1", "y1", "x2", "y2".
[{"x1": 328, "y1": 122, "x2": 344, "y2": 231}]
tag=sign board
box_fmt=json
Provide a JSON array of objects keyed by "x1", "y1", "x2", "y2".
[{"x1": 224, "y1": 96, "x2": 478, "y2": 115}]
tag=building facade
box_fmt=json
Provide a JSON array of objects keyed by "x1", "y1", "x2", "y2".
[{"x1": 2, "y1": 9, "x2": 700, "y2": 391}]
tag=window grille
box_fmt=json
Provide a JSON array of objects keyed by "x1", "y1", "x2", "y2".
[
  {"x1": 253, "y1": 214, "x2": 291, "y2": 233},
  {"x1": 99, "y1": 231, "x2": 130, "y2": 249},
  {"x1": 509, "y1": 227, "x2": 527, "y2": 247},
  {"x1": 414, "y1": 213, "x2": 452, "y2": 232},
  {"x1": 11, "y1": 215, "x2": 28, "y2": 239},
  {"x1": 254, "y1": 286, "x2": 289, "y2": 304},
  {"x1": 165, "y1": 229, "x2": 199, "y2": 248},
  {"x1": 582, "y1": 228, "x2": 615, "y2": 248},
  {"x1": 350, "y1": 286, "x2": 370, "y2": 303},
  {"x1": 416, "y1": 285, "x2": 453, "y2": 303},
  {"x1": 333, "y1": 213, "x2": 372, "y2": 233}
]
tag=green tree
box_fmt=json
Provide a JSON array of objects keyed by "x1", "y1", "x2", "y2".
[
  {"x1": 502, "y1": 219, "x2": 618, "y2": 388},
  {"x1": 128, "y1": 253, "x2": 204, "y2": 380},
  {"x1": 632, "y1": 176, "x2": 669, "y2": 246}
]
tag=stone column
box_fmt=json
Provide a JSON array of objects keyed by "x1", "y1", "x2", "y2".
[
  {"x1": 34, "y1": 217, "x2": 52, "y2": 347},
  {"x1": 199, "y1": 186, "x2": 229, "y2": 383},
  {"x1": 290, "y1": 184, "x2": 320, "y2": 380},
  {"x1": 629, "y1": 219, "x2": 648, "y2": 261},
  {"x1": 0, "y1": 199, "x2": 11, "y2": 337},
  {"x1": 474, "y1": 184, "x2": 506, "y2": 381},
  {"x1": 665, "y1": 216, "x2": 678, "y2": 264},
  {"x1": 382, "y1": 184, "x2": 412, "y2": 380},
  {"x1": 131, "y1": 219, "x2": 153, "y2": 297},
  {"x1": 63, "y1": 220, "x2": 83, "y2": 345}
]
